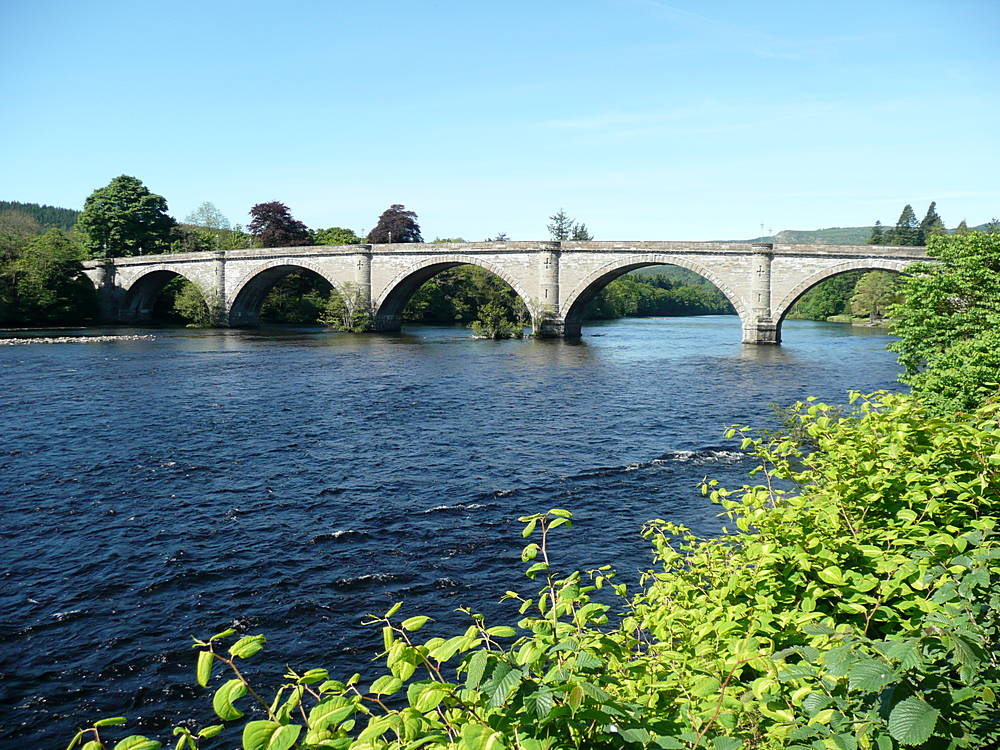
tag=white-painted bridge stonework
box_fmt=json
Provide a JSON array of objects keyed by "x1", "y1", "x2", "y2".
[{"x1": 81, "y1": 240, "x2": 928, "y2": 343}]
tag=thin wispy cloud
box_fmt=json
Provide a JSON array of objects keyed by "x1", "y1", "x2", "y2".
[{"x1": 541, "y1": 100, "x2": 843, "y2": 137}]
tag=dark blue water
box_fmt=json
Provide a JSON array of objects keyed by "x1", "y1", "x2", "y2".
[{"x1": 0, "y1": 317, "x2": 901, "y2": 746}]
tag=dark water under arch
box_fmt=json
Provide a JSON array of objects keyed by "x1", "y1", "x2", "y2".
[{"x1": 0, "y1": 316, "x2": 902, "y2": 746}]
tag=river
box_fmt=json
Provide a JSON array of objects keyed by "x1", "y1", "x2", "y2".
[{"x1": 0, "y1": 316, "x2": 901, "y2": 746}]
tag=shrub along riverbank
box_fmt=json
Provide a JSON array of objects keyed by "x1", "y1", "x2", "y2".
[{"x1": 65, "y1": 233, "x2": 1000, "y2": 749}]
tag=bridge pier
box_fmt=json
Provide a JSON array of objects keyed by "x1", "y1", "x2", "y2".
[
  {"x1": 742, "y1": 244, "x2": 778, "y2": 344},
  {"x1": 741, "y1": 319, "x2": 780, "y2": 344}
]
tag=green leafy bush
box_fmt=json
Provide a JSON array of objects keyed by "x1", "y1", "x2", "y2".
[
  {"x1": 470, "y1": 301, "x2": 525, "y2": 339},
  {"x1": 68, "y1": 392, "x2": 999, "y2": 749},
  {"x1": 890, "y1": 231, "x2": 1000, "y2": 413}
]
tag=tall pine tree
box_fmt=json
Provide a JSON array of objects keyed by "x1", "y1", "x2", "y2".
[
  {"x1": 888, "y1": 204, "x2": 920, "y2": 246},
  {"x1": 868, "y1": 220, "x2": 884, "y2": 245},
  {"x1": 918, "y1": 201, "x2": 944, "y2": 245},
  {"x1": 547, "y1": 209, "x2": 574, "y2": 240}
]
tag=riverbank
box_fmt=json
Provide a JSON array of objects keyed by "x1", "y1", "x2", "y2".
[{"x1": 786, "y1": 314, "x2": 891, "y2": 328}]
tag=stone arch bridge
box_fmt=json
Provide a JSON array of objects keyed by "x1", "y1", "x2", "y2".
[{"x1": 81, "y1": 240, "x2": 928, "y2": 343}]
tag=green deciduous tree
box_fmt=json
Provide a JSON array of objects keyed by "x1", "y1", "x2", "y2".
[
  {"x1": 185, "y1": 201, "x2": 231, "y2": 231},
  {"x1": 470, "y1": 300, "x2": 525, "y2": 339},
  {"x1": 890, "y1": 231, "x2": 1000, "y2": 411},
  {"x1": 312, "y1": 227, "x2": 364, "y2": 246},
  {"x1": 319, "y1": 282, "x2": 371, "y2": 332},
  {"x1": 367, "y1": 205, "x2": 421, "y2": 244},
  {"x1": 849, "y1": 270, "x2": 902, "y2": 323},
  {"x1": 403, "y1": 265, "x2": 529, "y2": 326},
  {"x1": 10, "y1": 229, "x2": 96, "y2": 323},
  {"x1": 787, "y1": 272, "x2": 863, "y2": 321},
  {"x1": 172, "y1": 279, "x2": 214, "y2": 326},
  {"x1": 76, "y1": 175, "x2": 176, "y2": 258}
]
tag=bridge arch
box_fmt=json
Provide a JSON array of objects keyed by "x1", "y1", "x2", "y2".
[
  {"x1": 227, "y1": 260, "x2": 347, "y2": 327},
  {"x1": 120, "y1": 266, "x2": 211, "y2": 323},
  {"x1": 772, "y1": 259, "x2": 913, "y2": 337},
  {"x1": 373, "y1": 255, "x2": 535, "y2": 332},
  {"x1": 559, "y1": 254, "x2": 747, "y2": 338}
]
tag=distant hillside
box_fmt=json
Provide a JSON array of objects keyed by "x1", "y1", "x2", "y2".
[
  {"x1": 0, "y1": 201, "x2": 80, "y2": 231},
  {"x1": 747, "y1": 220, "x2": 997, "y2": 245},
  {"x1": 748, "y1": 226, "x2": 874, "y2": 245},
  {"x1": 628, "y1": 265, "x2": 718, "y2": 286}
]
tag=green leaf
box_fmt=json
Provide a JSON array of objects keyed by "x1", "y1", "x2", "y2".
[
  {"x1": 619, "y1": 727, "x2": 651, "y2": 743},
  {"x1": 460, "y1": 724, "x2": 504, "y2": 750},
  {"x1": 370, "y1": 675, "x2": 404, "y2": 696},
  {"x1": 113, "y1": 738, "x2": 162, "y2": 750},
  {"x1": 465, "y1": 650, "x2": 489, "y2": 690},
  {"x1": 384, "y1": 601, "x2": 403, "y2": 618},
  {"x1": 242, "y1": 721, "x2": 302, "y2": 750},
  {"x1": 411, "y1": 683, "x2": 450, "y2": 713},
  {"x1": 713, "y1": 738, "x2": 743, "y2": 750},
  {"x1": 94, "y1": 718, "x2": 127, "y2": 727},
  {"x1": 197, "y1": 726, "x2": 223, "y2": 739},
  {"x1": 691, "y1": 675, "x2": 721, "y2": 697},
  {"x1": 521, "y1": 519, "x2": 537, "y2": 538},
  {"x1": 883, "y1": 640, "x2": 922, "y2": 670},
  {"x1": 530, "y1": 689, "x2": 554, "y2": 719},
  {"x1": 299, "y1": 668, "x2": 329, "y2": 685},
  {"x1": 196, "y1": 650, "x2": 213, "y2": 687},
  {"x1": 818, "y1": 566, "x2": 846, "y2": 586},
  {"x1": 308, "y1": 698, "x2": 355, "y2": 731},
  {"x1": 212, "y1": 678, "x2": 247, "y2": 721},
  {"x1": 486, "y1": 626, "x2": 516, "y2": 638},
  {"x1": 848, "y1": 658, "x2": 897, "y2": 693},
  {"x1": 210, "y1": 628, "x2": 236, "y2": 641},
  {"x1": 888, "y1": 696, "x2": 939, "y2": 745},
  {"x1": 228, "y1": 634, "x2": 265, "y2": 659},
  {"x1": 401, "y1": 616, "x2": 431, "y2": 632},
  {"x1": 548, "y1": 508, "x2": 572, "y2": 518},
  {"x1": 488, "y1": 666, "x2": 523, "y2": 708}
]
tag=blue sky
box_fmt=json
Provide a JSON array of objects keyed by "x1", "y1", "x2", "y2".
[{"x1": 2, "y1": 0, "x2": 998, "y2": 240}]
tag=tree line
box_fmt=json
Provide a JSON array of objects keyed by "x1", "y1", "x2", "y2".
[{"x1": 1, "y1": 178, "x2": 735, "y2": 329}]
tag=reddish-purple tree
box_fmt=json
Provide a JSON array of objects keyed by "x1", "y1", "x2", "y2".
[
  {"x1": 367, "y1": 204, "x2": 422, "y2": 244},
  {"x1": 248, "y1": 202, "x2": 310, "y2": 247}
]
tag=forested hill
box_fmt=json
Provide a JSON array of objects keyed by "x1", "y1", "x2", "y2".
[
  {"x1": 748, "y1": 221, "x2": 996, "y2": 245},
  {"x1": 748, "y1": 226, "x2": 873, "y2": 244},
  {"x1": 0, "y1": 201, "x2": 80, "y2": 231}
]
